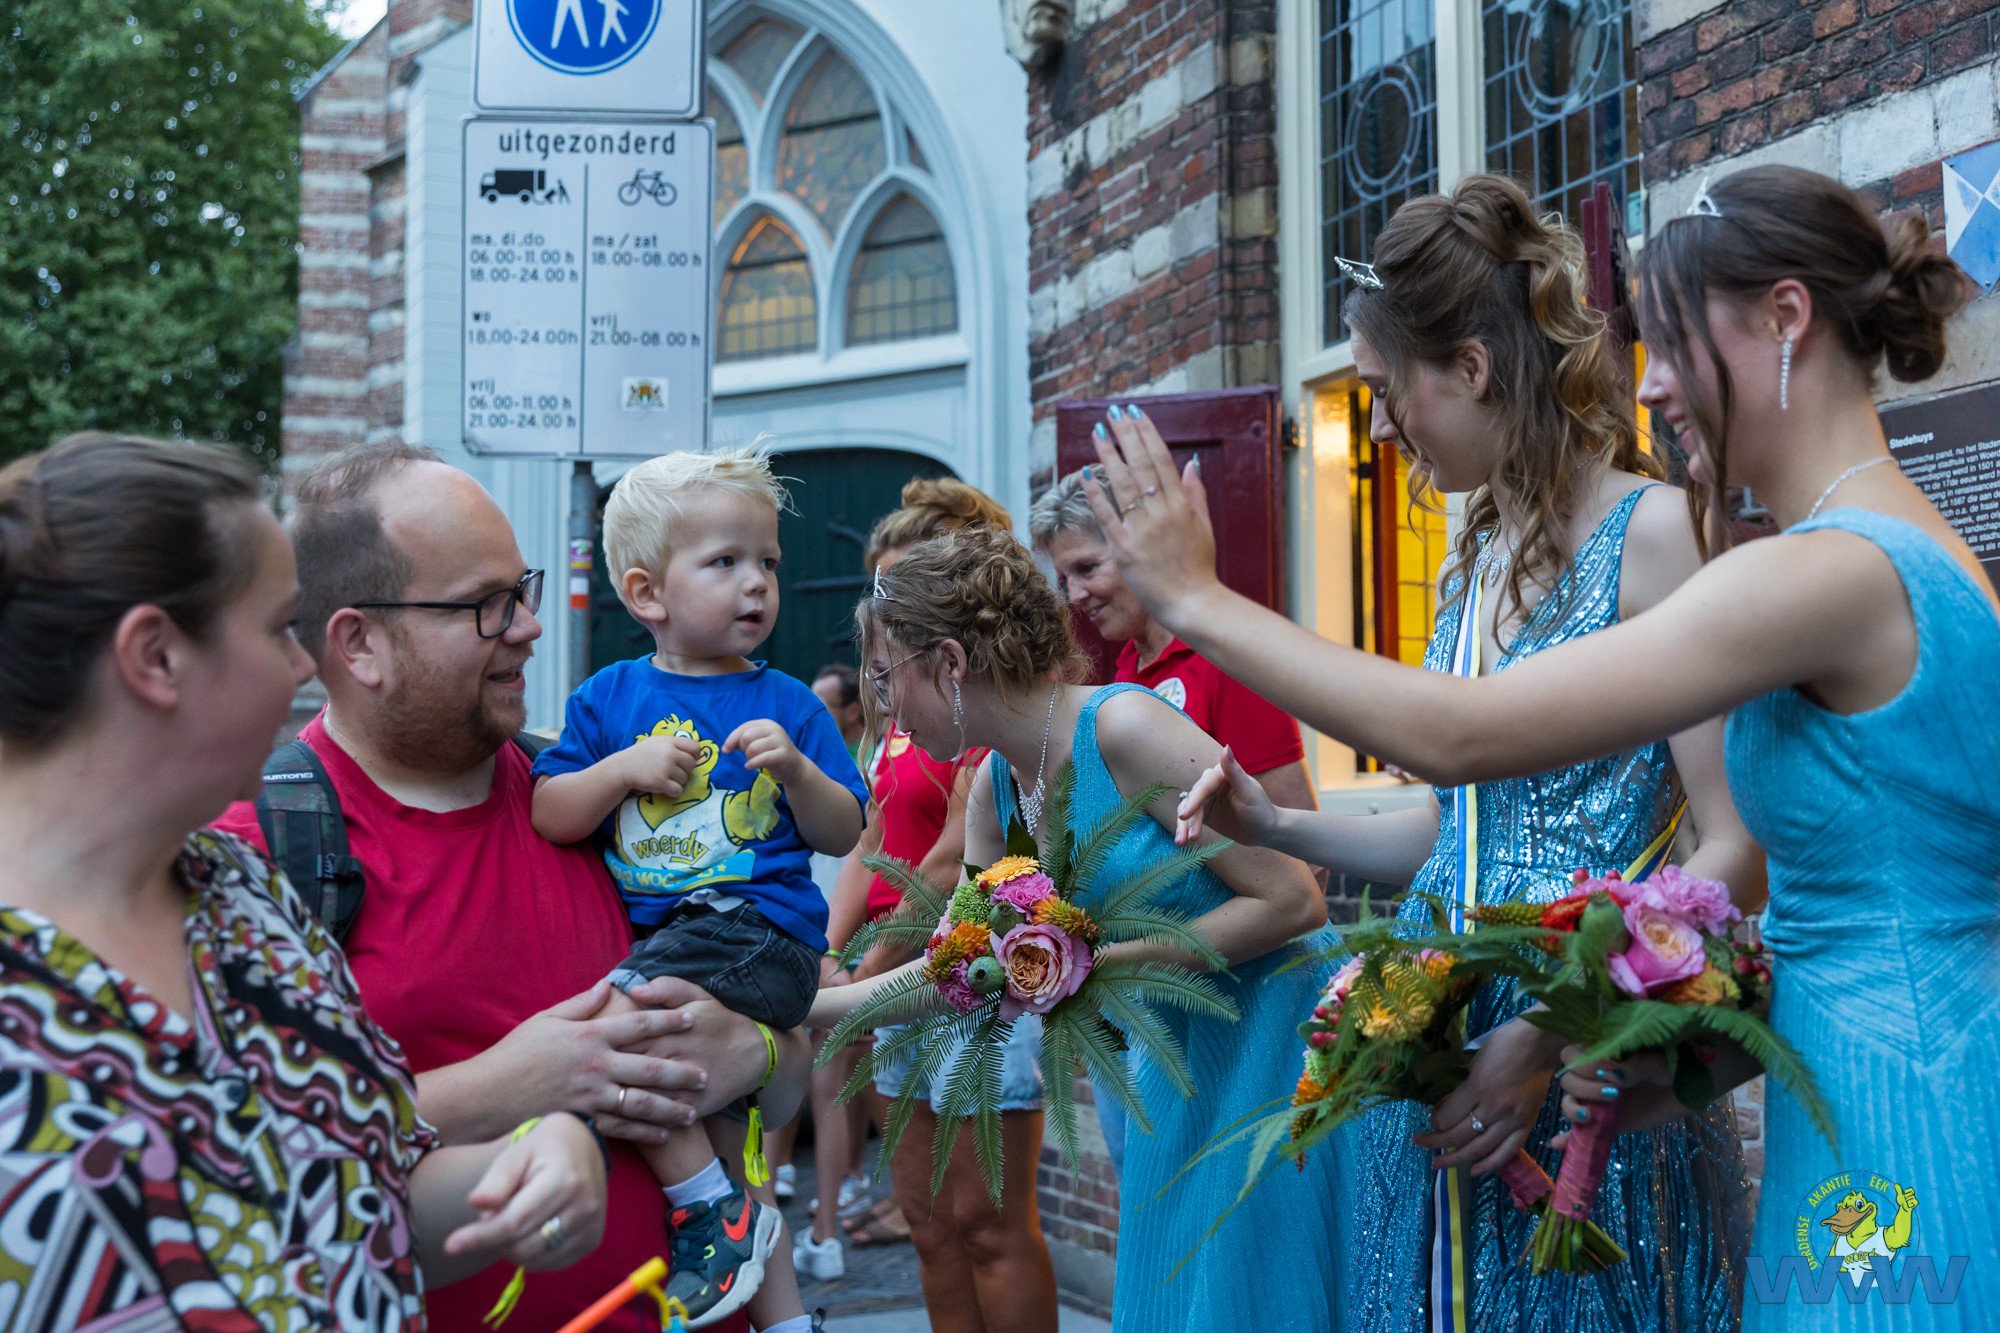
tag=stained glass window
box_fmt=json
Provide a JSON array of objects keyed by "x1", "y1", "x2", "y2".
[
  {"x1": 721, "y1": 18, "x2": 805, "y2": 103},
  {"x1": 1483, "y1": 0, "x2": 1642, "y2": 235},
  {"x1": 847, "y1": 196, "x2": 957, "y2": 345},
  {"x1": 718, "y1": 215, "x2": 817, "y2": 361},
  {"x1": 1320, "y1": 0, "x2": 1439, "y2": 346},
  {"x1": 713, "y1": 86, "x2": 748, "y2": 225},
  {"x1": 776, "y1": 51, "x2": 886, "y2": 236}
]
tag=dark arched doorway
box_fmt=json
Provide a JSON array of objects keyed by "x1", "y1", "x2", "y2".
[{"x1": 589, "y1": 447, "x2": 952, "y2": 681}]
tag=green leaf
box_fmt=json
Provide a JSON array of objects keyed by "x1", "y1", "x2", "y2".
[
  {"x1": 1091, "y1": 905, "x2": 1226, "y2": 971},
  {"x1": 818, "y1": 971, "x2": 947, "y2": 1061},
  {"x1": 1086, "y1": 959, "x2": 1238, "y2": 1021},
  {"x1": 1072, "y1": 1013, "x2": 1149, "y2": 1137},
  {"x1": 1065, "y1": 775, "x2": 1174, "y2": 892},
  {"x1": 1093, "y1": 988, "x2": 1195, "y2": 1097},
  {"x1": 1004, "y1": 814, "x2": 1039, "y2": 860}
]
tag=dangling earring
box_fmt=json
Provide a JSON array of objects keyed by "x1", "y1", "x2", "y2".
[
  {"x1": 1779, "y1": 336, "x2": 1794, "y2": 412},
  {"x1": 950, "y1": 678, "x2": 967, "y2": 761}
]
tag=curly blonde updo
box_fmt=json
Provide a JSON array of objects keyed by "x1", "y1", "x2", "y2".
[
  {"x1": 857, "y1": 527, "x2": 1087, "y2": 717},
  {"x1": 863, "y1": 477, "x2": 1013, "y2": 572}
]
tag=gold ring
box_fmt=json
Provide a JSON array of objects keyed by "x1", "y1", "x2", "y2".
[
  {"x1": 540, "y1": 1215, "x2": 565, "y2": 1252},
  {"x1": 1122, "y1": 499, "x2": 1143, "y2": 514}
]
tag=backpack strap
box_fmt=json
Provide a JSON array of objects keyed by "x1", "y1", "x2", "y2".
[
  {"x1": 512, "y1": 730, "x2": 553, "y2": 762},
  {"x1": 254, "y1": 739, "x2": 366, "y2": 942}
]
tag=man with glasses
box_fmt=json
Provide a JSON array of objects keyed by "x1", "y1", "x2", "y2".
[{"x1": 214, "y1": 443, "x2": 804, "y2": 1333}]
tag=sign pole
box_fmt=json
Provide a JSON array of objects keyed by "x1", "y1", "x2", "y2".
[{"x1": 568, "y1": 459, "x2": 596, "y2": 692}]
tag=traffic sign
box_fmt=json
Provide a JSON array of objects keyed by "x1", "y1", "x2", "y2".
[
  {"x1": 460, "y1": 118, "x2": 714, "y2": 459},
  {"x1": 474, "y1": 0, "x2": 704, "y2": 119}
]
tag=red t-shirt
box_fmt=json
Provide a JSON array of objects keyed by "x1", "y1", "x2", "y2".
[
  {"x1": 215, "y1": 714, "x2": 744, "y2": 1333},
  {"x1": 1114, "y1": 637, "x2": 1305, "y2": 776},
  {"x1": 864, "y1": 730, "x2": 981, "y2": 920}
]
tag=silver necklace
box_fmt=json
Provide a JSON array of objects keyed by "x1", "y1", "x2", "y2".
[
  {"x1": 1018, "y1": 687, "x2": 1059, "y2": 835},
  {"x1": 1477, "y1": 529, "x2": 1522, "y2": 589},
  {"x1": 1805, "y1": 456, "x2": 1893, "y2": 521}
]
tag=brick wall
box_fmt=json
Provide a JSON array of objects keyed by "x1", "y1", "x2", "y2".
[
  {"x1": 1638, "y1": 0, "x2": 2000, "y2": 235},
  {"x1": 283, "y1": 0, "x2": 470, "y2": 480},
  {"x1": 1023, "y1": 0, "x2": 1279, "y2": 482},
  {"x1": 1020, "y1": 4, "x2": 1285, "y2": 1300}
]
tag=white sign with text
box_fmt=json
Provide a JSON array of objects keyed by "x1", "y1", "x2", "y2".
[
  {"x1": 460, "y1": 118, "x2": 713, "y2": 459},
  {"x1": 473, "y1": 0, "x2": 704, "y2": 119}
]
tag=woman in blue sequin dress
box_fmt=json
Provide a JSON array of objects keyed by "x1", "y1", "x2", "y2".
[
  {"x1": 1089, "y1": 166, "x2": 1996, "y2": 1331},
  {"x1": 1172, "y1": 176, "x2": 1762, "y2": 1331}
]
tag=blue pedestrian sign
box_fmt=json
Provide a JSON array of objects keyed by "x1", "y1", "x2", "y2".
[{"x1": 474, "y1": 0, "x2": 702, "y2": 118}]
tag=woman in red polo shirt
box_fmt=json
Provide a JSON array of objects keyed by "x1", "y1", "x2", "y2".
[{"x1": 1030, "y1": 467, "x2": 1319, "y2": 817}]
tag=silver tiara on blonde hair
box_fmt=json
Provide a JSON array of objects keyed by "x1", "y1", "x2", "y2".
[
  {"x1": 871, "y1": 570, "x2": 896, "y2": 603},
  {"x1": 1335, "y1": 256, "x2": 1384, "y2": 290},
  {"x1": 1685, "y1": 175, "x2": 1724, "y2": 219}
]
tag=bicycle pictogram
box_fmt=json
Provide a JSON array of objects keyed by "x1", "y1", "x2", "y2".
[{"x1": 617, "y1": 169, "x2": 679, "y2": 207}]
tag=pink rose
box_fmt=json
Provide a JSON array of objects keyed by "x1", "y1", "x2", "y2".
[
  {"x1": 990, "y1": 872, "x2": 1056, "y2": 914},
  {"x1": 1627, "y1": 865, "x2": 1739, "y2": 936},
  {"x1": 1605, "y1": 902, "x2": 1708, "y2": 997},
  {"x1": 1322, "y1": 956, "x2": 1366, "y2": 1007},
  {"x1": 996, "y1": 923, "x2": 1093, "y2": 1020},
  {"x1": 936, "y1": 961, "x2": 984, "y2": 1013}
]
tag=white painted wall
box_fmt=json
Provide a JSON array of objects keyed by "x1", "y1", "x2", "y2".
[{"x1": 402, "y1": 4, "x2": 1030, "y2": 728}]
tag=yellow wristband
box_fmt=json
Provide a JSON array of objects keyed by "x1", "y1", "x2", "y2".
[
  {"x1": 508, "y1": 1116, "x2": 543, "y2": 1144},
  {"x1": 755, "y1": 1021, "x2": 778, "y2": 1092}
]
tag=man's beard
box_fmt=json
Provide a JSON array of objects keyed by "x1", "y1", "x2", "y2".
[{"x1": 375, "y1": 659, "x2": 526, "y2": 776}]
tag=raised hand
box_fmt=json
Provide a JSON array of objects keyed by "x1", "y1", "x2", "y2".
[
  {"x1": 620, "y1": 731, "x2": 702, "y2": 798},
  {"x1": 1079, "y1": 406, "x2": 1226, "y2": 628},
  {"x1": 1175, "y1": 746, "x2": 1278, "y2": 847},
  {"x1": 723, "y1": 717, "x2": 804, "y2": 783}
]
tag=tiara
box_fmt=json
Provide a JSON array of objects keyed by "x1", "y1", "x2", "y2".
[
  {"x1": 1335, "y1": 256, "x2": 1384, "y2": 290},
  {"x1": 872, "y1": 570, "x2": 895, "y2": 602},
  {"x1": 1684, "y1": 176, "x2": 1723, "y2": 219}
]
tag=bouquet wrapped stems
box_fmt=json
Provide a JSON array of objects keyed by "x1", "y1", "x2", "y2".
[{"x1": 1528, "y1": 1102, "x2": 1626, "y2": 1273}]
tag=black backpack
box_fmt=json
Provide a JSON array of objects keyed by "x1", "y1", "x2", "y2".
[{"x1": 254, "y1": 732, "x2": 551, "y2": 942}]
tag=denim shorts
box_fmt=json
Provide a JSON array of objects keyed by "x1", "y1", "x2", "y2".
[
  {"x1": 871, "y1": 1013, "x2": 1044, "y2": 1114},
  {"x1": 608, "y1": 902, "x2": 820, "y2": 1031}
]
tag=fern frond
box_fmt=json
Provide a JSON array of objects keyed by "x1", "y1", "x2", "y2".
[
  {"x1": 1085, "y1": 959, "x2": 1238, "y2": 1020},
  {"x1": 1065, "y1": 780, "x2": 1173, "y2": 892},
  {"x1": 1072, "y1": 1013, "x2": 1150, "y2": 1137},
  {"x1": 1093, "y1": 988, "x2": 1195, "y2": 1097},
  {"x1": 1040, "y1": 1013, "x2": 1083, "y2": 1171},
  {"x1": 1090, "y1": 906, "x2": 1223, "y2": 970},
  {"x1": 1089, "y1": 839, "x2": 1227, "y2": 930},
  {"x1": 818, "y1": 971, "x2": 947, "y2": 1059}
]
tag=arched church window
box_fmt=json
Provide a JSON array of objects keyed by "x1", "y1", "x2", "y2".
[
  {"x1": 776, "y1": 50, "x2": 886, "y2": 236},
  {"x1": 720, "y1": 18, "x2": 805, "y2": 103},
  {"x1": 713, "y1": 86, "x2": 748, "y2": 224},
  {"x1": 718, "y1": 214, "x2": 817, "y2": 362},
  {"x1": 847, "y1": 196, "x2": 957, "y2": 345}
]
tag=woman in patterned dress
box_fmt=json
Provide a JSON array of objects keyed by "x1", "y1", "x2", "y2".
[{"x1": 0, "y1": 433, "x2": 609, "y2": 1330}]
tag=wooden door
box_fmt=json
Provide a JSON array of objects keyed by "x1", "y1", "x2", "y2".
[{"x1": 1053, "y1": 386, "x2": 1285, "y2": 682}]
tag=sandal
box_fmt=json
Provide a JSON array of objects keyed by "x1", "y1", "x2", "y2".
[
  {"x1": 846, "y1": 1208, "x2": 912, "y2": 1248},
  {"x1": 840, "y1": 1195, "x2": 899, "y2": 1234}
]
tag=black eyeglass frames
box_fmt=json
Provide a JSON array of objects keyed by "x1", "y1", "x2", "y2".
[{"x1": 352, "y1": 569, "x2": 545, "y2": 639}]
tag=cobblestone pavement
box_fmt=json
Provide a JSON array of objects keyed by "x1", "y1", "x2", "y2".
[{"x1": 779, "y1": 1145, "x2": 1109, "y2": 1332}]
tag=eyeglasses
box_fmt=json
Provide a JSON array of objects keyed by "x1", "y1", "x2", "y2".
[
  {"x1": 352, "y1": 569, "x2": 545, "y2": 639},
  {"x1": 864, "y1": 650, "x2": 925, "y2": 708}
]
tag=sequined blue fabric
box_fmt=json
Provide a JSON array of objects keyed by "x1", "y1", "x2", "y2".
[
  {"x1": 1726, "y1": 511, "x2": 2000, "y2": 1331},
  {"x1": 1341, "y1": 488, "x2": 1753, "y2": 1332}
]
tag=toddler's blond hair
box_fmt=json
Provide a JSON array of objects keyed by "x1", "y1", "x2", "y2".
[{"x1": 603, "y1": 445, "x2": 791, "y2": 582}]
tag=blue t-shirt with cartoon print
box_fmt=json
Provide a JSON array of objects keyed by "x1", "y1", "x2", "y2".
[{"x1": 532, "y1": 658, "x2": 868, "y2": 952}]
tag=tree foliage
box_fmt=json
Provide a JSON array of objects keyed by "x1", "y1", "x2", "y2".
[{"x1": 1, "y1": 1, "x2": 345, "y2": 466}]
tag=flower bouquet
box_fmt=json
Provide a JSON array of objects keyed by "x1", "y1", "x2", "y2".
[
  {"x1": 818, "y1": 762, "x2": 1240, "y2": 1203},
  {"x1": 1226, "y1": 898, "x2": 1626, "y2": 1272},
  {"x1": 1437, "y1": 865, "x2": 1835, "y2": 1274}
]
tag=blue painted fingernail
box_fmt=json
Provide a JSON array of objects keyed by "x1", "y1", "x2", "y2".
[
  {"x1": 1594, "y1": 1068, "x2": 1610, "y2": 1080},
  {"x1": 1092, "y1": 423, "x2": 1108, "y2": 441},
  {"x1": 1128, "y1": 403, "x2": 1145, "y2": 418},
  {"x1": 1601, "y1": 1086, "x2": 1619, "y2": 1099},
  {"x1": 1573, "y1": 1106, "x2": 1590, "y2": 1123},
  {"x1": 1107, "y1": 404, "x2": 1124, "y2": 420}
]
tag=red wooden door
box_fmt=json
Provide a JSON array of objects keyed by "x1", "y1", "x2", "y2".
[{"x1": 1054, "y1": 386, "x2": 1285, "y2": 682}]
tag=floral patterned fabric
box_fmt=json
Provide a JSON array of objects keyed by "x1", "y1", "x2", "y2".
[{"x1": 0, "y1": 829, "x2": 435, "y2": 1331}]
